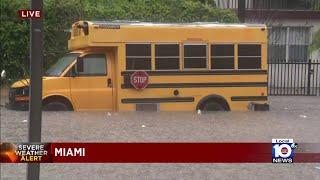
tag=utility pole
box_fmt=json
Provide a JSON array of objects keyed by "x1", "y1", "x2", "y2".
[
  {"x1": 27, "y1": 0, "x2": 43, "y2": 179},
  {"x1": 238, "y1": 0, "x2": 246, "y2": 23}
]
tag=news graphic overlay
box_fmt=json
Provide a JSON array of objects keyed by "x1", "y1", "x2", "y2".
[
  {"x1": 272, "y1": 139, "x2": 297, "y2": 163},
  {"x1": 130, "y1": 71, "x2": 149, "y2": 89},
  {"x1": 0, "y1": 143, "x2": 50, "y2": 163},
  {"x1": 1, "y1": 142, "x2": 319, "y2": 163},
  {"x1": 0, "y1": 143, "x2": 87, "y2": 163},
  {"x1": 18, "y1": 10, "x2": 42, "y2": 19}
]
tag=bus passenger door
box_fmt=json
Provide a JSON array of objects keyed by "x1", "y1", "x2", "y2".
[{"x1": 70, "y1": 54, "x2": 113, "y2": 110}]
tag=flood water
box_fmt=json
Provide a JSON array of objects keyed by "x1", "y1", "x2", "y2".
[{"x1": 1, "y1": 88, "x2": 320, "y2": 179}]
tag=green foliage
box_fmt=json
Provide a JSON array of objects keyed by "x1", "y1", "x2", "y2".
[
  {"x1": 311, "y1": 0, "x2": 320, "y2": 10},
  {"x1": 1, "y1": 0, "x2": 238, "y2": 82},
  {"x1": 309, "y1": 29, "x2": 320, "y2": 53},
  {"x1": 83, "y1": 0, "x2": 237, "y2": 23},
  {"x1": 0, "y1": 0, "x2": 29, "y2": 82}
]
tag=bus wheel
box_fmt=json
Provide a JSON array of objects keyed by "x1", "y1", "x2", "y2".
[
  {"x1": 197, "y1": 95, "x2": 230, "y2": 112},
  {"x1": 202, "y1": 101, "x2": 225, "y2": 111},
  {"x1": 43, "y1": 96, "x2": 73, "y2": 111}
]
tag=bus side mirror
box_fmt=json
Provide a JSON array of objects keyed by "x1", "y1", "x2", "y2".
[
  {"x1": 76, "y1": 57, "x2": 84, "y2": 73},
  {"x1": 1, "y1": 70, "x2": 6, "y2": 79}
]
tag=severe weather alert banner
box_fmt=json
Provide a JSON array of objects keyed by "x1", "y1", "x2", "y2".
[{"x1": 1, "y1": 142, "x2": 319, "y2": 163}]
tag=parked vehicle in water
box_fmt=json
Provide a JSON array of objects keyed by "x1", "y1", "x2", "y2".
[{"x1": 8, "y1": 21, "x2": 269, "y2": 111}]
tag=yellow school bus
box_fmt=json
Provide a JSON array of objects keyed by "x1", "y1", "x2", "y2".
[{"x1": 8, "y1": 21, "x2": 269, "y2": 111}]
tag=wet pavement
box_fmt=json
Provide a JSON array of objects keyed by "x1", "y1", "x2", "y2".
[{"x1": 1, "y1": 87, "x2": 320, "y2": 179}]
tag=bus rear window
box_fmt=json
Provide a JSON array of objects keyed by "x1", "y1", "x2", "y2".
[
  {"x1": 211, "y1": 44, "x2": 234, "y2": 69},
  {"x1": 238, "y1": 44, "x2": 261, "y2": 69}
]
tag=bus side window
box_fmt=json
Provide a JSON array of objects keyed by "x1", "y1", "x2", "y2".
[
  {"x1": 155, "y1": 44, "x2": 180, "y2": 70},
  {"x1": 184, "y1": 44, "x2": 207, "y2": 69},
  {"x1": 126, "y1": 44, "x2": 151, "y2": 70},
  {"x1": 211, "y1": 44, "x2": 234, "y2": 69},
  {"x1": 238, "y1": 44, "x2": 262, "y2": 69},
  {"x1": 78, "y1": 54, "x2": 107, "y2": 76}
]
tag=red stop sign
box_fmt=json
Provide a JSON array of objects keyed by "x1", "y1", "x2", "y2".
[{"x1": 130, "y1": 71, "x2": 149, "y2": 89}]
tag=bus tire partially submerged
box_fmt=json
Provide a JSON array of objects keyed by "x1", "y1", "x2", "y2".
[
  {"x1": 197, "y1": 95, "x2": 230, "y2": 112},
  {"x1": 42, "y1": 96, "x2": 73, "y2": 111}
]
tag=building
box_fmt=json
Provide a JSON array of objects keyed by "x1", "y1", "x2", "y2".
[{"x1": 214, "y1": 0, "x2": 320, "y2": 62}]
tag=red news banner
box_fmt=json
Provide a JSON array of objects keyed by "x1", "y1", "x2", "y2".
[
  {"x1": 1, "y1": 143, "x2": 319, "y2": 163},
  {"x1": 18, "y1": 10, "x2": 42, "y2": 19}
]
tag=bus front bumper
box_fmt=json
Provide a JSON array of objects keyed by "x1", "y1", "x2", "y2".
[
  {"x1": 6, "y1": 100, "x2": 29, "y2": 111},
  {"x1": 5, "y1": 97, "x2": 29, "y2": 111},
  {"x1": 6, "y1": 88, "x2": 29, "y2": 111}
]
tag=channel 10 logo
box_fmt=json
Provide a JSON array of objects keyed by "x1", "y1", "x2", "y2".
[{"x1": 272, "y1": 139, "x2": 297, "y2": 163}]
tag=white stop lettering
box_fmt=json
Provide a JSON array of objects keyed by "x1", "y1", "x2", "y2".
[{"x1": 133, "y1": 76, "x2": 147, "y2": 83}]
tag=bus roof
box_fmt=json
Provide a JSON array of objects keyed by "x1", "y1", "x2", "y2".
[
  {"x1": 69, "y1": 21, "x2": 267, "y2": 50},
  {"x1": 89, "y1": 21, "x2": 266, "y2": 28}
]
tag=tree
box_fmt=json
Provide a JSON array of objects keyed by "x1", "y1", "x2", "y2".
[
  {"x1": 309, "y1": 29, "x2": 320, "y2": 54},
  {"x1": 0, "y1": 0, "x2": 29, "y2": 82},
  {"x1": 0, "y1": 0, "x2": 238, "y2": 82}
]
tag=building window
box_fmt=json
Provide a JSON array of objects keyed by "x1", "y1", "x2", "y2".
[
  {"x1": 211, "y1": 44, "x2": 234, "y2": 69},
  {"x1": 77, "y1": 54, "x2": 106, "y2": 76},
  {"x1": 155, "y1": 44, "x2": 180, "y2": 70},
  {"x1": 268, "y1": 26, "x2": 311, "y2": 63},
  {"x1": 126, "y1": 44, "x2": 151, "y2": 70},
  {"x1": 184, "y1": 44, "x2": 207, "y2": 69},
  {"x1": 251, "y1": 0, "x2": 315, "y2": 10},
  {"x1": 238, "y1": 44, "x2": 261, "y2": 69},
  {"x1": 288, "y1": 27, "x2": 310, "y2": 61}
]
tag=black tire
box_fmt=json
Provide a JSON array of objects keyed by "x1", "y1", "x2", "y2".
[
  {"x1": 43, "y1": 98, "x2": 73, "y2": 111},
  {"x1": 200, "y1": 100, "x2": 227, "y2": 112}
]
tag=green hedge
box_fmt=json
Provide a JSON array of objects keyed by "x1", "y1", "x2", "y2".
[{"x1": 0, "y1": 0, "x2": 238, "y2": 82}]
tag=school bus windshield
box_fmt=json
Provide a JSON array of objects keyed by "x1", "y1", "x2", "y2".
[{"x1": 45, "y1": 53, "x2": 80, "y2": 76}]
